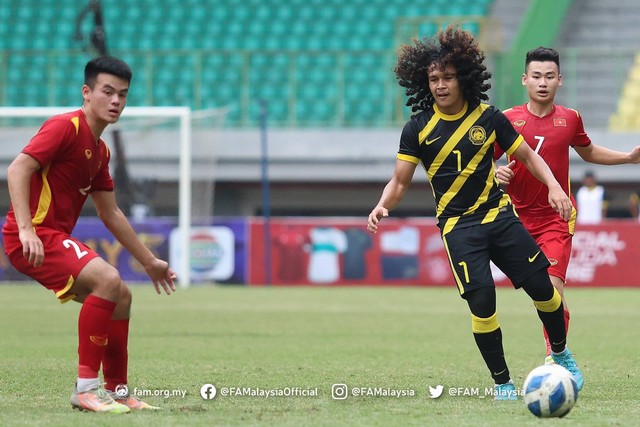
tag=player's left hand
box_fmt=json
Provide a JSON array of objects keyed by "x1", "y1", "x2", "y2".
[
  {"x1": 495, "y1": 160, "x2": 515, "y2": 185},
  {"x1": 145, "y1": 258, "x2": 177, "y2": 295}
]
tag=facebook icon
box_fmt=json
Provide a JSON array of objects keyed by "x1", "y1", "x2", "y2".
[{"x1": 200, "y1": 384, "x2": 217, "y2": 400}]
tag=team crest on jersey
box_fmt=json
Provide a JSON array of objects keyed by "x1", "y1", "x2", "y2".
[
  {"x1": 553, "y1": 118, "x2": 567, "y2": 127},
  {"x1": 468, "y1": 126, "x2": 486, "y2": 145},
  {"x1": 513, "y1": 120, "x2": 526, "y2": 127},
  {"x1": 85, "y1": 149, "x2": 92, "y2": 159}
]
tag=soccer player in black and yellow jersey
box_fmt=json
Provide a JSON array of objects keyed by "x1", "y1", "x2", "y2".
[{"x1": 367, "y1": 27, "x2": 583, "y2": 399}]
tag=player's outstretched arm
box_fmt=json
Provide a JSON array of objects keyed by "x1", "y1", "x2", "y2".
[
  {"x1": 511, "y1": 142, "x2": 572, "y2": 220},
  {"x1": 367, "y1": 159, "x2": 416, "y2": 234},
  {"x1": 91, "y1": 190, "x2": 177, "y2": 295},
  {"x1": 574, "y1": 144, "x2": 640, "y2": 165}
]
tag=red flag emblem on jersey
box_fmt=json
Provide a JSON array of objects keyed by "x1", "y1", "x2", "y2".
[{"x1": 553, "y1": 118, "x2": 567, "y2": 127}]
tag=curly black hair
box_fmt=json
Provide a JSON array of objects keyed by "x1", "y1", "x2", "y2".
[{"x1": 395, "y1": 26, "x2": 491, "y2": 113}]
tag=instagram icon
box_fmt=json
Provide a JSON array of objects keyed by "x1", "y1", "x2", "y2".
[{"x1": 331, "y1": 384, "x2": 348, "y2": 400}]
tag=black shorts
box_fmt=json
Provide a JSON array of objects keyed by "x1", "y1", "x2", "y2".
[{"x1": 441, "y1": 216, "x2": 549, "y2": 296}]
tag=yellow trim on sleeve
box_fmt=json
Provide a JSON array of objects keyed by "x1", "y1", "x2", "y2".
[
  {"x1": 504, "y1": 134, "x2": 524, "y2": 156},
  {"x1": 396, "y1": 153, "x2": 420, "y2": 164}
]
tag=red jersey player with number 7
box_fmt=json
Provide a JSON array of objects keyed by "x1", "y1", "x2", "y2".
[{"x1": 495, "y1": 47, "x2": 640, "y2": 382}]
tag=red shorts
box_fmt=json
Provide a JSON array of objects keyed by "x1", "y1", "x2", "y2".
[
  {"x1": 519, "y1": 213, "x2": 573, "y2": 283},
  {"x1": 3, "y1": 227, "x2": 100, "y2": 303}
]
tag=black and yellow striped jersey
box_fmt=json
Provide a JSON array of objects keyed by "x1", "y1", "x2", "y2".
[{"x1": 397, "y1": 101, "x2": 524, "y2": 234}]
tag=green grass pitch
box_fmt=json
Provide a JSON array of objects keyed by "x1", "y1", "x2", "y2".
[{"x1": 0, "y1": 284, "x2": 638, "y2": 426}]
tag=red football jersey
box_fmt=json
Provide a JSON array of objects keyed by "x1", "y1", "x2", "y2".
[
  {"x1": 496, "y1": 104, "x2": 591, "y2": 217},
  {"x1": 3, "y1": 109, "x2": 114, "y2": 237}
]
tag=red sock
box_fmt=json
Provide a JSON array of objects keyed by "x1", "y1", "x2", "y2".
[
  {"x1": 544, "y1": 310, "x2": 570, "y2": 356},
  {"x1": 78, "y1": 295, "x2": 117, "y2": 379},
  {"x1": 103, "y1": 318, "x2": 130, "y2": 392}
]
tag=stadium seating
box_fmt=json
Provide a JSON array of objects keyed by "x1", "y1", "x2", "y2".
[{"x1": 0, "y1": 0, "x2": 494, "y2": 127}]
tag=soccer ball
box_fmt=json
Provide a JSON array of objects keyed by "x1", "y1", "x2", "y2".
[{"x1": 522, "y1": 364, "x2": 578, "y2": 418}]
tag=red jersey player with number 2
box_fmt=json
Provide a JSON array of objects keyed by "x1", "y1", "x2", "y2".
[
  {"x1": 495, "y1": 47, "x2": 640, "y2": 373},
  {"x1": 2, "y1": 56, "x2": 176, "y2": 413}
]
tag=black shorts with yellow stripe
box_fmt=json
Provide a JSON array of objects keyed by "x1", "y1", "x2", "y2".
[{"x1": 441, "y1": 215, "x2": 550, "y2": 297}]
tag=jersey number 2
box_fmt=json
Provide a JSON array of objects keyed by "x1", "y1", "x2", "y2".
[{"x1": 63, "y1": 239, "x2": 88, "y2": 259}]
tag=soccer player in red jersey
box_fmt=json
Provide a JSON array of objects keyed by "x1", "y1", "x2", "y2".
[
  {"x1": 495, "y1": 47, "x2": 640, "y2": 364},
  {"x1": 2, "y1": 56, "x2": 176, "y2": 413}
]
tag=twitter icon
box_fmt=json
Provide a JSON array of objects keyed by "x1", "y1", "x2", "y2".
[{"x1": 428, "y1": 385, "x2": 444, "y2": 399}]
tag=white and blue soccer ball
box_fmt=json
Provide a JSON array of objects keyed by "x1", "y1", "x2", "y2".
[{"x1": 522, "y1": 364, "x2": 578, "y2": 418}]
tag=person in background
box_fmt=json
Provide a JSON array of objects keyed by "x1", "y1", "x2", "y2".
[
  {"x1": 628, "y1": 191, "x2": 640, "y2": 221},
  {"x1": 575, "y1": 171, "x2": 607, "y2": 224}
]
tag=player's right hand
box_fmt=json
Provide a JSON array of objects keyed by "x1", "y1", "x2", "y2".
[
  {"x1": 144, "y1": 258, "x2": 177, "y2": 295},
  {"x1": 367, "y1": 207, "x2": 389, "y2": 234},
  {"x1": 19, "y1": 228, "x2": 44, "y2": 267},
  {"x1": 547, "y1": 187, "x2": 572, "y2": 221}
]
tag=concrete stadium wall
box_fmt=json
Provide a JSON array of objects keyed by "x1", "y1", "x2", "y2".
[{"x1": 1, "y1": 127, "x2": 639, "y2": 217}]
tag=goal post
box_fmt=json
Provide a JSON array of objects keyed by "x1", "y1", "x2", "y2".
[{"x1": 0, "y1": 106, "x2": 198, "y2": 288}]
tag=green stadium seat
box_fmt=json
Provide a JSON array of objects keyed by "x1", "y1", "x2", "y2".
[
  {"x1": 5, "y1": 85, "x2": 23, "y2": 106},
  {"x1": 418, "y1": 23, "x2": 439, "y2": 39},
  {"x1": 0, "y1": 0, "x2": 494, "y2": 125},
  {"x1": 0, "y1": 3, "x2": 9, "y2": 22},
  {"x1": 461, "y1": 22, "x2": 481, "y2": 35}
]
